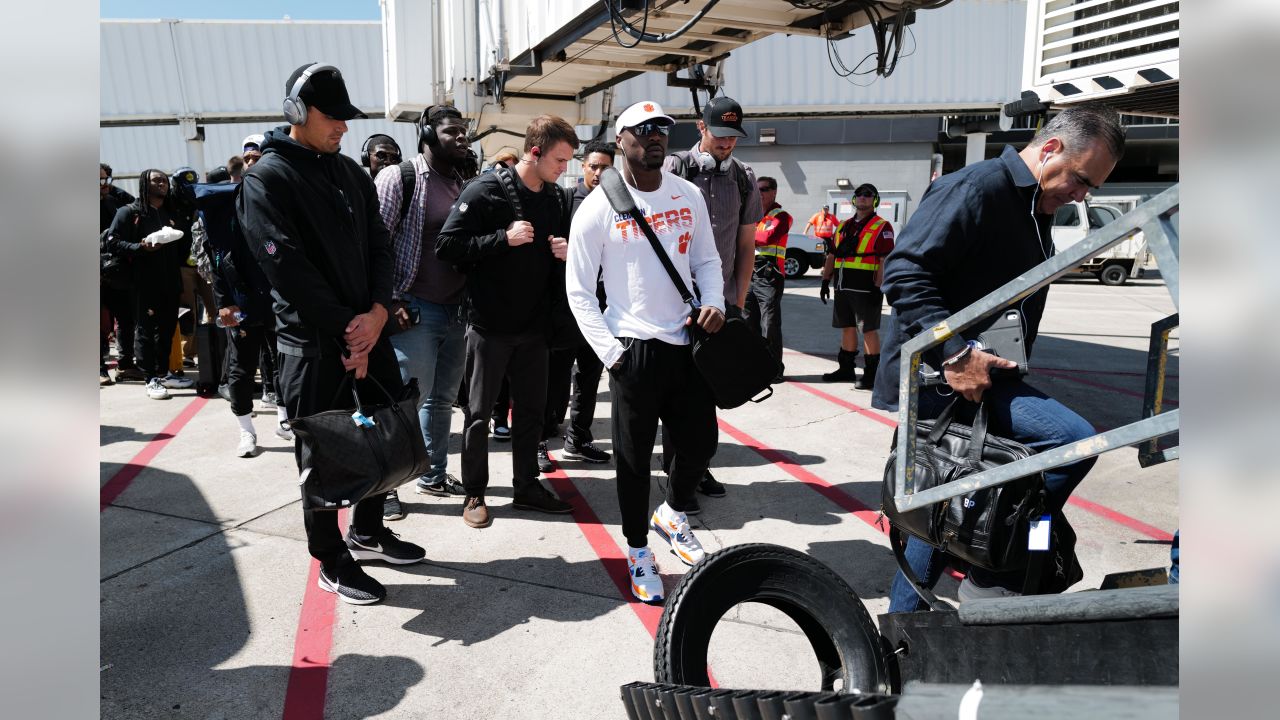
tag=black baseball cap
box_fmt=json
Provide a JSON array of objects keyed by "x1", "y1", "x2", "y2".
[
  {"x1": 285, "y1": 62, "x2": 367, "y2": 121},
  {"x1": 854, "y1": 183, "x2": 878, "y2": 198},
  {"x1": 702, "y1": 96, "x2": 747, "y2": 138}
]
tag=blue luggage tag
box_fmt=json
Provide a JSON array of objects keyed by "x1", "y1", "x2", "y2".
[{"x1": 351, "y1": 411, "x2": 376, "y2": 428}]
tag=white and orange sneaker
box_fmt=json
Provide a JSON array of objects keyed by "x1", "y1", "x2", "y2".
[
  {"x1": 649, "y1": 502, "x2": 706, "y2": 567},
  {"x1": 628, "y1": 546, "x2": 664, "y2": 603}
]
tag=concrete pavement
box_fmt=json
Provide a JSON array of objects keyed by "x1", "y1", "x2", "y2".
[{"x1": 100, "y1": 273, "x2": 1178, "y2": 718}]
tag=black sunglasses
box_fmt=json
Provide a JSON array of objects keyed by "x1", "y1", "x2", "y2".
[
  {"x1": 853, "y1": 191, "x2": 874, "y2": 198},
  {"x1": 758, "y1": 185, "x2": 776, "y2": 192},
  {"x1": 373, "y1": 150, "x2": 402, "y2": 163},
  {"x1": 626, "y1": 122, "x2": 670, "y2": 137}
]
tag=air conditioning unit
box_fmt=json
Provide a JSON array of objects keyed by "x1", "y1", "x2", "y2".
[{"x1": 1023, "y1": 0, "x2": 1179, "y2": 118}]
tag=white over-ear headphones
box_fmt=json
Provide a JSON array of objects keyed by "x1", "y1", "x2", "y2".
[{"x1": 697, "y1": 150, "x2": 732, "y2": 174}]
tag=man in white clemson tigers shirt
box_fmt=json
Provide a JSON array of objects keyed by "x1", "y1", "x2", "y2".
[{"x1": 566, "y1": 101, "x2": 725, "y2": 604}]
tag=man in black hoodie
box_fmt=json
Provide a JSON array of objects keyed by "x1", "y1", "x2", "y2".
[
  {"x1": 237, "y1": 62, "x2": 425, "y2": 606},
  {"x1": 435, "y1": 114, "x2": 579, "y2": 529}
]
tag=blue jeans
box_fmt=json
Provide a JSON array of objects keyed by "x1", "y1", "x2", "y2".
[
  {"x1": 389, "y1": 297, "x2": 466, "y2": 486},
  {"x1": 886, "y1": 380, "x2": 1099, "y2": 612}
]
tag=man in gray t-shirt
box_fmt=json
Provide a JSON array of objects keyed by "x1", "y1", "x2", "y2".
[{"x1": 662, "y1": 96, "x2": 764, "y2": 505}]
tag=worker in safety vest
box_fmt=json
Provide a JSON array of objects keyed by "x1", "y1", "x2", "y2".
[
  {"x1": 804, "y1": 205, "x2": 839, "y2": 242},
  {"x1": 819, "y1": 183, "x2": 894, "y2": 389},
  {"x1": 745, "y1": 176, "x2": 791, "y2": 380}
]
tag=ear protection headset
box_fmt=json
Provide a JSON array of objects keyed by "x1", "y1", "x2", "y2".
[
  {"x1": 283, "y1": 62, "x2": 339, "y2": 126},
  {"x1": 360, "y1": 135, "x2": 402, "y2": 167},
  {"x1": 697, "y1": 150, "x2": 732, "y2": 174},
  {"x1": 418, "y1": 105, "x2": 440, "y2": 149}
]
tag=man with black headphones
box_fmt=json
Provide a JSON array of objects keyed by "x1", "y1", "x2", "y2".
[
  {"x1": 872, "y1": 104, "x2": 1124, "y2": 610},
  {"x1": 820, "y1": 182, "x2": 894, "y2": 389},
  {"x1": 361, "y1": 133, "x2": 402, "y2": 178},
  {"x1": 661, "y1": 95, "x2": 764, "y2": 506},
  {"x1": 238, "y1": 62, "x2": 426, "y2": 605},
  {"x1": 373, "y1": 105, "x2": 472, "y2": 521}
]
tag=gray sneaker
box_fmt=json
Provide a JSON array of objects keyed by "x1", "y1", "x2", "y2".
[
  {"x1": 957, "y1": 577, "x2": 1022, "y2": 602},
  {"x1": 415, "y1": 473, "x2": 466, "y2": 497}
]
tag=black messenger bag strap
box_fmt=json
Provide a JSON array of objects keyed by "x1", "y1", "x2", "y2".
[
  {"x1": 890, "y1": 526, "x2": 955, "y2": 612},
  {"x1": 597, "y1": 166, "x2": 699, "y2": 310}
]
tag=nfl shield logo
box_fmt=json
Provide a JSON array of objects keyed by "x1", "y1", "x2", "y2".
[{"x1": 265, "y1": 240, "x2": 277, "y2": 256}]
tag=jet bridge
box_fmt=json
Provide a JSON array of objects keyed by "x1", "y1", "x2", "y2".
[{"x1": 382, "y1": 0, "x2": 954, "y2": 156}]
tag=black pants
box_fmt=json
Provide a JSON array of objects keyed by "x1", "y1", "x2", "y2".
[
  {"x1": 227, "y1": 324, "x2": 279, "y2": 417},
  {"x1": 611, "y1": 338, "x2": 717, "y2": 549},
  {"x1": 743, "y1": 264, "x2": 785, "y2": 373},
  {"x1": 278, "y1": 339, "x2": 402, "y2": 574},
  {"x1": 565, "y1": 342, "x2": 604, "y2": 445},
  {"x1": 259, "y1": 342, "x2": 278, "y2": 395},
  {"x1": 461, "y1": 327, "x2": 548, "y2": 496},
  {"x1": 101, "y1": 285, "x2": 136, "y2": 366},
  {"x1": 491, "y1": 377, "x2": 510, "y2": 427},
  {"x1": 134, "y1": 288, "x2": 179, "y2": 381}
]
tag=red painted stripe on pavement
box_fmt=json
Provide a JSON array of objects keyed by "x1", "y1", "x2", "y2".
[
  {"x1": 788, "y1": 381, "x2": 896, "y2": 429},
  {"x1": 282, "y1": 508, "x2": 348, "y2": 720},
  {"x1": 716, "y1": 417, "x2": 965, "y2": 582},
  {"x1": 1038, "y1": 366, "x2": 1179, "y2": 380},
  {"x1": 1065, "y1": 496, "x2": 1174, "y2": 542},
  {"x1": 786, "y1": 381, "x2": 1175, "y2": 541},
  {"x1": 1038, "y1": 368, "x2": 1178, "y2": 406},
  {"x1": 544, "y1": 463, "x2": 720, "y2": 687},
  {"x1": 543, "y1": 467, "x2": 666, "y2": 636},
  {"x1": 716, "y1": 419, "x2": 883, "y2": 526},
  {"x1": 100, "y1": 396, "x2": 210, "y2": 511}
]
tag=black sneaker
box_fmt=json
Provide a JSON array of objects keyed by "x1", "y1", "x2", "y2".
[
  {"x1": 415, "y1": 473, "x2": 466, "y2": 497},
  {"x1": 317, "y1": 565, "x2": 386, "y2": 605},
  {"x1": 562, "y1": 438, "x2": 610, "y2": 463},
  {"x1": 491, "y1": 420, "x2": 511, "y2": 442},
  {"x1": 512, "y1": 483, "x2": 573, "y2": 514},
  {"x1": 697, "y1": 471, "x2": 727, "y2": 498},
  {"x1": 537, "y1": 442, "x2": 555, "y2": 473},
  {"x1": 382, "y1": 490, "x2": 404, "y2": 521},
  {"x1": 345, "y1": 526, "x2": 426, "y2": 565}
]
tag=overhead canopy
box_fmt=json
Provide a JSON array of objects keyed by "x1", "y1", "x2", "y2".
[{"x1": 491, "y1": 0, "x2": 926, "y2": 104}]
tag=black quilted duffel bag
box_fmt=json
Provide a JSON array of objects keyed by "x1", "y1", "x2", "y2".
[
  {"x1": 291, "y1": 373, "x2": 429, "y2": 511},
  {"x1": 881, "y1": 398, "x2": 1046, "y2": 574}
]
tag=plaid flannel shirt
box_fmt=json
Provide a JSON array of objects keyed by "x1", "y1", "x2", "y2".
[{"x1": 374, "y1": 153, "x2": 433, "y2": 299}]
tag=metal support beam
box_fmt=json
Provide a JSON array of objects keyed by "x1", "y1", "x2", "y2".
[{"x1": 652, "y1": 9, "x2": 827, "y2": 38}]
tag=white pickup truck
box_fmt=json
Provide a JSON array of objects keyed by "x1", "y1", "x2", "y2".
[{"x1": 1051, "y1": 200, "x2": 1149, "y2": 286}]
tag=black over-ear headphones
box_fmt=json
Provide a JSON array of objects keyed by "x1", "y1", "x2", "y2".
[
  {"x1": 418, "y1": 105, "x2": 440, "y2": 149},
  {"x1": 360, "y1": 135, "x2": 402, "y2": 167},
  {"x1": 283, "y1": 62, "x2": 338, "y2": 126}
]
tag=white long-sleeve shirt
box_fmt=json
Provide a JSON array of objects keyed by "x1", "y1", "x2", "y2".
[{"x1": 566, "y1": 171, "x2": 724, "y2": 368}]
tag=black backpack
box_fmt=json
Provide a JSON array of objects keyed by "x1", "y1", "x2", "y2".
[{"x1": 100, "y1": 226, "x2": 130, "y2": 290}]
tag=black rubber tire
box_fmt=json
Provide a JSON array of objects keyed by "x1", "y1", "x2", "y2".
[
  {"x1": 654, "y1": 543, "x2": 889, "y2": 694},
  {"x1": 1099, "y1": 262, "x2": 1129, "y2": 286},
  {"x1": 784, "y1": 251, "x2": 808, "y2": 279}
]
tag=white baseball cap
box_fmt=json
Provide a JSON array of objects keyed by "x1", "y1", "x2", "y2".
[
  {"x1": 242, "y1": 134, "x2": 265, "y2": 152},
  {"x1": 614, "y1": 101, "x2": 675, "y2": 137}
]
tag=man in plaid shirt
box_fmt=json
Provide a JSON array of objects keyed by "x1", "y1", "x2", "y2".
[{"x1": 373, "y1": 105, "x2": 473, "y2": 520}]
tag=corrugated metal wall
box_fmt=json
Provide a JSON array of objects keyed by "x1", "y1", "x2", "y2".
[
  {"x1": 102, "y1": 119, "x2": 420, "y2": 195},
  {"x1": 612, "y1": 0, "x2": 1027, "y2": 116},
  {"x1": 101, "y1": 19, "x2": 385, "y2": 122}
]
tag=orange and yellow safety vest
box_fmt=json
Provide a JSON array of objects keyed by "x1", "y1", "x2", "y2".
[
  {"x1": 832, "y1": 216, "x2": 887, "y2": 271},
  {"x1": 755, "y1": 207, "x2": 790, "y2": 272}
]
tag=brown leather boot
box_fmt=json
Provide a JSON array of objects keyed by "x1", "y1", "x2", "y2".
[{"x1": 462, "y1": 495, "x2": 491, "y2": 528}]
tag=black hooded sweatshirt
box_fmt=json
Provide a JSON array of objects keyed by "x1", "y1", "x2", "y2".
[{"x1": 236, "y1": 127, "x2": 394, "y2": 357}]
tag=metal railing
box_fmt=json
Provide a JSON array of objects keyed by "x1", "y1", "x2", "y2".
[{"x1": 890, "y1": 184, "x2": 1179, "y2": 514}]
